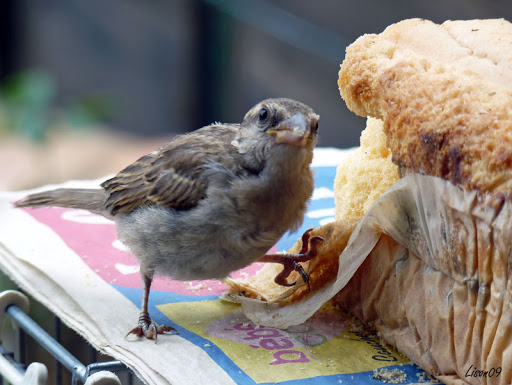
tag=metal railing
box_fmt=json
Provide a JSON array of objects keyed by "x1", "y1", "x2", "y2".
[{"x1": 0, "y1": 290, "x2": 133, "y2": 385}]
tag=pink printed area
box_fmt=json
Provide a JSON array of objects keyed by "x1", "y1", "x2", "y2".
[
  {"x1": 205, "y1": 309, "x2": 348, "y2": 366},
  {"x1": 22, "y1": 207, "x2": 272, "y2": 296}
]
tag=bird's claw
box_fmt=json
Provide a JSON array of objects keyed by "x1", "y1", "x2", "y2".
[
  {"x1": 273, "y1": 260, "x2": 310, "y2": 290},
  {"x1": 260, "y1": 228, "x2": 324, "y2": 291},
  {"x1": 126, "y1": 312, "x2": 177, "y2": 343}
]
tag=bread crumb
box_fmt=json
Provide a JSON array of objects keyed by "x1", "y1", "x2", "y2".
[
  {"x1": 372, "y1": 368, "x2": 407, "y2": 383},
  {"x1": 187, "y1": 282, "x2": 204, "y2": 291},
  {"x1": 416, "y1": 371, "x2": 441, "y2": 383}
]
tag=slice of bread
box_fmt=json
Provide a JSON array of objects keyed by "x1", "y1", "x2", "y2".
[{"x1": 334, "y1": 117, "x2": 398, "y2": 221}]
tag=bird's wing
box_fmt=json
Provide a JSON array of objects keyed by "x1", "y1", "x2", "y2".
[
  {"x1": 101, "y1": 156, "x2": 206, "y2": 215},
  {"x1": 101, "y1": 125, "x2": 239, "y2": 215}
]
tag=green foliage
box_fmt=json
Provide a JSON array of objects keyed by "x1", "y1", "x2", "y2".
[
  {"x1": 0, "y1": 70, "x2": 111, "y2": 142},
  {"x1": 0, "y1": 70, "x2": 55, "y2": 141}
]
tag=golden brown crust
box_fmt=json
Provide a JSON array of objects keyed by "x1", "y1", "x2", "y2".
[
  {"x1": 225, "y1": 220, "x2": 357, "y2": 305},
  {"x1": 333, "y1": 20, "x2": 512, "y2": 382},
  {"x1": 338, "y1": 18, "x2": 512, "y2": 198}
]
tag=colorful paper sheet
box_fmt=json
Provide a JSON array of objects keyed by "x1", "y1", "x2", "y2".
[{"x1": 0, "y1": 148, "x2": 439, "y2": 384}]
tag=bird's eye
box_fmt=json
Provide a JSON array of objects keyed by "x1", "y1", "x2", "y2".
[{"x1": 258, "y1": 108, "x2": 269, "y2": 122}]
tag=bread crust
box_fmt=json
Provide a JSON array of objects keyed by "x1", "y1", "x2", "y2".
[
  {"x1": 225, "y1": 220, "x2": 357, "y2": 305},
  {"x1": 338, "y1": 18, "x2": 512, "y2": 198}
]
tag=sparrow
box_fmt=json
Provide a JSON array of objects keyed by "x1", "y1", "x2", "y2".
[{"x1": 15, "y1": 98, "x2": 324, "y2": 342}]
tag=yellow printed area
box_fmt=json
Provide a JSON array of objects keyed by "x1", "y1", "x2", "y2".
[{"x1": 157, "y1": 300, "x2": 408, "y2": 384}]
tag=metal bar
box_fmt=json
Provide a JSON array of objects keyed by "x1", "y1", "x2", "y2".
[
  {"x1": 54, "y1": 316, "x2": 63, "y2": 385},
  {"x1": 86, "y1": 360, "x2": 130, "y2": 376},
  {"x1": 202, "y1": 0, "x2": 351, "y2": 64},
  {"x1": 6, "y1": 304, "x2": 88, "y2": 383},
  {"x1": 194, "y1": 1, "x2": 234, "y2": 130},
  {"x1": 18, "y1": 328, "x2": 25, "y2": 366}
]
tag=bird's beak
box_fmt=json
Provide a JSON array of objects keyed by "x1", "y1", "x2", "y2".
[{"x1": 267, "y1": 113, "x2": 310, "y2": 147}]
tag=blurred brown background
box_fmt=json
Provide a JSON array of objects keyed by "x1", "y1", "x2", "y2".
[{"x1": 1, "y1": 0, "x2": 512, "y2": 190}]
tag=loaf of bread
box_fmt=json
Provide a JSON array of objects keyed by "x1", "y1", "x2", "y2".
[
  {"x1": 334, "y1": 18, "x2": 512, "y2": 385},
  {"x1": 339, "y1": 18, "x2": 512, "y2": 198},
  {"x1": 228, "y1": 18, "x2": 512, "y2": 385}
]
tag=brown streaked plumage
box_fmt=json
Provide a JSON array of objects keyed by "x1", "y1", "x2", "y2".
[{"x1": 101, "y1": 126, "x2": 243, "y2": 214}]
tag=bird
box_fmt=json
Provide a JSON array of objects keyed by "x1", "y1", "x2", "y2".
[{"x1": 15, "y1": 98, "x2": 324, "y2": 342}]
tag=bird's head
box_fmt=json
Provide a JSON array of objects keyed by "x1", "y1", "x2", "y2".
[{"x1": 233, "y1": 98, "x2": 319, "y2": 166}]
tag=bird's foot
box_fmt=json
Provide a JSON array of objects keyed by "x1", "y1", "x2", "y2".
[
  {"x1": 126, "y1": 311, "x2": 177, "y2": 343},
  {"x1": 260, "y1": 228, "x2": 324, "y2": 291}
]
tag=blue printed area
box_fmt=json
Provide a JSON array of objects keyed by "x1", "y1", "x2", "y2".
[
  {"x1": 257, "y1": 365, "x2": 431, "y2": 385},
  {"x1": 275, "y1": 166, "x2": 337, "y2": 252},
  {"x1": 114, "y1": 284, "x2": 256, "y2": 384},
  {"x1": 115, "y1": 285, "x2": 429, "y2": 385}
]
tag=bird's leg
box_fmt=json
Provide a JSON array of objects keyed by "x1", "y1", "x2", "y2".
[
  {"x1": 259, "y1": 229, "x2": 324, "y2": 291},
  {"x1": 126, "y1": 270, "x2": 177, "y2": 342}
]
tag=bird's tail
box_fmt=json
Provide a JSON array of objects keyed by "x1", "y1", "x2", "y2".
[{"x1": 15, "y1": 188, "x2": 110, "y2": 217}]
